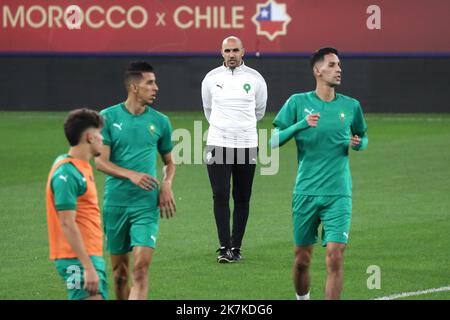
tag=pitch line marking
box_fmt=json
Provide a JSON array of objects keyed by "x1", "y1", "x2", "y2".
[{"x1": 374, "y1": 286, "x2": 450, "y2": 300}]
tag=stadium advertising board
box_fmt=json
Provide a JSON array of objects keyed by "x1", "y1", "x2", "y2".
[{"x1": 1, "y1": 0, "x2": 449, "y2": 55}]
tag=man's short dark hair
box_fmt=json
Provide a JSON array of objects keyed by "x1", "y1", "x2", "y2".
[
  {"x1": 64, "y1": 108, "x2": 104, "y2": 146},
  {"x1": 124, "y1": 61, "x2": 154, "y2": 89},
  {"x1": 310, "y1": 47, "x2": 339, "y2": 69}
]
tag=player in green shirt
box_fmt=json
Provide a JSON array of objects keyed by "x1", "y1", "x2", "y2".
[
  {"x1": 47, "y1": 108, "x2": 107, "y2": 300},
  {"x1": 95, "y1": 62, "x2": 176, "y2": 300},
  {"x1": 271, "y1": 48, "x2": 368, "y2": 300}
]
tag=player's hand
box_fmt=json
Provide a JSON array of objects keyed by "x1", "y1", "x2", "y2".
[
  {"x1": 350, "y1": 135, "x2": 361, "y2": 147},
  {"x1": 128, "y1": 172, "x2": 159, "y2": 190},
  {"x1": 306, "y1": 113, "x2": 320, "y2": 127},
  {"x1": 83, "y1": 267, "x2": 100, "y2": 296},
  {"x1": 158, "y1": 181, "x2": 176, "y2": 219}
]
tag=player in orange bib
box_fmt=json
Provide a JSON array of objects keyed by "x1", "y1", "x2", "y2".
[{"x1": 46, "y1": 108, "x2": 107, "y2": 300}]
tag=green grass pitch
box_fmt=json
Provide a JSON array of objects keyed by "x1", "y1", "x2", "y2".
[{"x1": 0, "y1": 112, "x2": 449, "y2": 300}]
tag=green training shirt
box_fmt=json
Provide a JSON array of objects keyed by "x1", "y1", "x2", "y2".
[
  {"x1": 100, "y1": 103, "x2": 173, "y2": 208},
  {"x1": 273, "y1": 91, "x2": 368, "y2": 196},
  {"x1": 51, "y1": 154, "x2": 86, "y2": 211}
]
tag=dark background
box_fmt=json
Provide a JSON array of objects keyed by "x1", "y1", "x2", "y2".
[{"x1": 1, "y1": 55, "x2": 448, "y2": 113}]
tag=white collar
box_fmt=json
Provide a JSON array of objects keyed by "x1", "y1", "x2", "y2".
[{"x1": 222, "y1": 60, "x2": 245, "y2": 72}]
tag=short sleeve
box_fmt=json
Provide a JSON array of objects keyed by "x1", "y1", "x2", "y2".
[
  {"x1": 51, "y1": 163, "x2": 86, "y2": 211},
  {"x1": 100, "y1": 111, "x2": 111, "y2": 146},
  {"x1": 273, "y1": 95, "x2": 298, "y2": 129},
  {"x1": 158, "y1": 117, "x2": 173, "y2": 155}
]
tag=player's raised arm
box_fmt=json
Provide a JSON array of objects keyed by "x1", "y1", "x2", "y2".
[
  {"x1": 350, "y1": 103, "x2": 368, "y2": 151},
  {"x1": 270, "y1": 113, "x2": 320, "y2": 148},
  {"x1": 350, "y1": 134, "x2": 368, "y2": 151}
]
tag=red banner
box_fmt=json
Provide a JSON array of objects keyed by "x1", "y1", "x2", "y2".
[{"x1": 1, "y1": 0, "x2": 449, "y2": 55}]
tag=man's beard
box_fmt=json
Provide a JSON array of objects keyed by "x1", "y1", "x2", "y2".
[{"x1": 329, "y1": 82, "x2": 340, "y2": 88}]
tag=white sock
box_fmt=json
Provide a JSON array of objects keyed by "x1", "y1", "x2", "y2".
[{"x1": 296, "y1": 292, "x2": 310, "y2": 300}]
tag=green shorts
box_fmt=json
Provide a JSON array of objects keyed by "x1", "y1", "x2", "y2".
[
  {"x1": 103, "y1": 206, "x2": 160, "y2": 254},
  {"x1": 54, "y1": 256, "x2": 108, "y2": 300},
  {"x1": 292, "y1": 194, "x2": 352, "y2": 247}
]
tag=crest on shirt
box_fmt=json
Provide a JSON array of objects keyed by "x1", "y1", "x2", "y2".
[
  {"x1": 149, "y1": 125, "x2": 155, "y2": 135},
  {"x1": 243, "y1": 83, "x2": 251, "y2": 93},
  {"x1": 340, "y1": 112, "x2": 345, "y2": 123}
]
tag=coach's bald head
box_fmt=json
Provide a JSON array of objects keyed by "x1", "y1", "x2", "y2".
[{"x1": 221, "y1": 36, "x2": 245, "y2": 69}]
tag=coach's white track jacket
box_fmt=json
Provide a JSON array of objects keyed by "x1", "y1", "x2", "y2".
[{"x1": 201, "y1": 62, "x2": 268, "y2": 148}]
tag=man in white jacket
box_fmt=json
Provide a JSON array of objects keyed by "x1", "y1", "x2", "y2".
[{"x1": 201, "y1": 36, "x2": 268, "y2": 263}]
